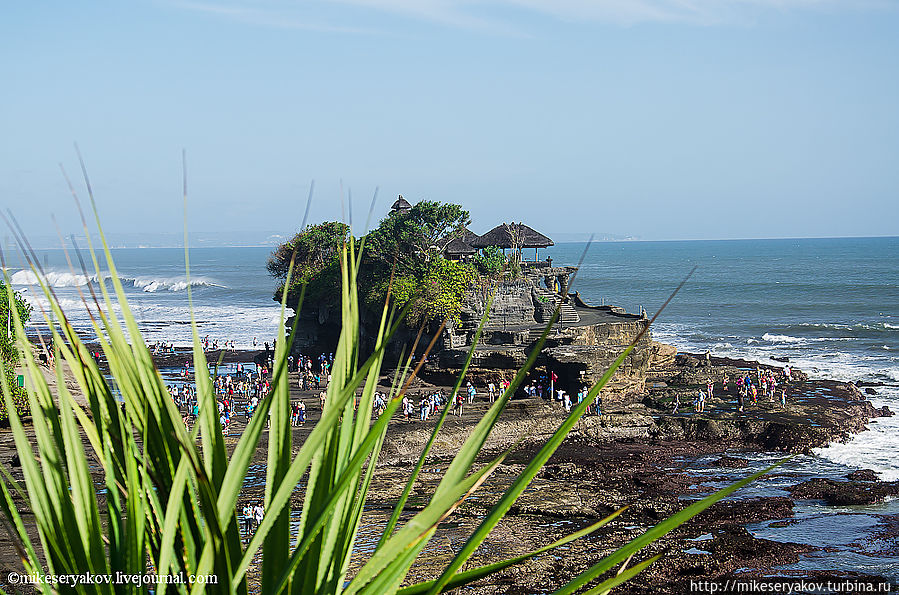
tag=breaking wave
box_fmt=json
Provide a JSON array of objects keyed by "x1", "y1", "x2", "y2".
[
  {"x1": 10, "y1": 270, "x2": 93, "y2": 287},
  {"x1": 130, "y1": 277, "x2": 223, "y2": 292},
  {"x1": 760, "y1": 333, "x2": 854, "y2": 345},
  {"x1": 11, "y1": 270, "x2": 223, "y2": 292},
  {"x1": 761, "y1": 333, "x2": 805, "y2": 344}
]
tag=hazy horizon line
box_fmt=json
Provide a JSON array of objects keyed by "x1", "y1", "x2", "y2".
[{"x1": 15, "y1": 233, "x2": 898, "y2": 251}]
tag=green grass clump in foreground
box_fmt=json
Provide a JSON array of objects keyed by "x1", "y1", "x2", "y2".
[{"x1": 0, "y1": 204, "x2": 776, "y2": 594}]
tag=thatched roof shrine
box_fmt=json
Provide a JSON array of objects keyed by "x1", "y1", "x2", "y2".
[
  {"x1": 443, "y1": 236, "x2": 478, "y2": 256},
  {"x1": 439, "y1": 228, "x2": 480, "y2": 256},
  {"x1": 470, "y1": 223, "x2": 554, "y2": 249},
  {"x1": 391, "y1": 195, "x2": 412, "y2": 213}
]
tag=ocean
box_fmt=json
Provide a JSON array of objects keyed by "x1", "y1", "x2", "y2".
[
  {"x1": 10, "y1": 236, "x2": 899, "y2": 577},
  {"x1": 10, "y1": 246, "x2": 286, "y2": 350},
  {"x1": 549, "y1": 237, "x2": 899, "y2": 481}
]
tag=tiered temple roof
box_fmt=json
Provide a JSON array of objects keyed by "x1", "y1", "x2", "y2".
[
  {"x1": 470, "y1": 222, "x2": 554, "y2": 249},
  {"x1": 440, "y1": 228, "x2": 480, "y2": 257},
  {"x1": 390, "y1": 195, "x2": 412, "y2": 214}
]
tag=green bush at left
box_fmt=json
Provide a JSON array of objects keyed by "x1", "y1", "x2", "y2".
[{"x1": 0, "y1": 281, "x2": 31, "y2": 423}]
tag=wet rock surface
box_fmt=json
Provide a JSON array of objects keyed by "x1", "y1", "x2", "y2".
[
  {"x1": 789, "y1": 478, "x2": 899, "y2": 506},
  {"x1": 1, "y1": 349, "x2": 896, "y2": 594},
  {"x1": 714, "y1": 455, "x2": 750, "y2": 468},
  {"x1": 848, "y1": 469, "x2": 880, "y2": 481}
]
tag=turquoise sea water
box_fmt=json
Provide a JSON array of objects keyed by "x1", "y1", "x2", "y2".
[{"x1": 550, "y1": 237, "x2": 899, "y2": 480}]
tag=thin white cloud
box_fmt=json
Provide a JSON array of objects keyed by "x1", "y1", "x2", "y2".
[
  {"x1": 174, "y1": 1, "x2": 379, "y2": 34},
  {"x1": 172, "y1": 0, "x2": 893, "y2": 33}
]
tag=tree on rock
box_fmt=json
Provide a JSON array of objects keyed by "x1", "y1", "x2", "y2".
[
  {"x1": 268, "y1": 221, "x2": 351, "y2": 313},
  {"x1": 364, "y1": 201, "x2": 470, "y2": 277},
  {"x1": 268, "y1": 200, "x2": 476, "y2": 333},
  {"x1": 267, "y1": 221, "x2": 351, "y2": 282}
]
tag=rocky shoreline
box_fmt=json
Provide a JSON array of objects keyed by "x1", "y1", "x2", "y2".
[
  {"x1": 358, "y1": 351, "x2": 898, "y2": 593},
  {"x1": 1, "y1": 346, "x2": 896, "y2": 593},
  {"x1": 240, "y1": 347, "x2": 896, "y2": 591}
]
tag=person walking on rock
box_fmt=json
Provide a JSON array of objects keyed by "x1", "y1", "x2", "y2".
[
  {"x1": 242, "y1": 503, "x2": 252, "y2": 535},
  {"x1": 695, "y1": 390, "x2": 706, "y2": 413},
  {"x1": 253, "y1": 502, "x2": 265, "y2": 533}
]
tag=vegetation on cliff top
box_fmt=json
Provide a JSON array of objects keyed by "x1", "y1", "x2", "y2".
[
  {"x1": 0, "y1": 282, "x2": 31, "y2": 423},
  {"x1": 269, "y1": 200, "x2": 478, "y2": 326}
]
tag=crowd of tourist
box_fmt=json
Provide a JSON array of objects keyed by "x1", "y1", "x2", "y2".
[
  {"x1": 161, "y1": 336, "x2": 619, "y2": 441},
  {"x1": 166, "y1": 349, "x2": 338, "y2": 431},
  {"x1": 673, "y1": 364, "x2": 794, "y2": 415}
]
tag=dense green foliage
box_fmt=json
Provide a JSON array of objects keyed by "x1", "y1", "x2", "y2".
[
  {"x1": 269, "y1": 221, "x2": 349, "y2": 321},
  {"x1": 472, "y1": 245, "x2": 507, "y2": 277},
  {"x1": 267, "y1": 221, "x2": 351, "y2": 281},
  {"x1": 0, "y1": 282, "x2": 32, "y2": 423},
  {"x1": 270, "y1": 200, "x2": 475, "y2": 327},
  {"x1": 363, "y1": 201, "x2": 469, "y2": 277},
  {"x1": 366, "y1": 258, "x2": 476, "y2": 327}
]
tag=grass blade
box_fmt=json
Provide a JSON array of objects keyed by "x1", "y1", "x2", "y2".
[{"x1": 398, "y1": 508, "x2": 627, "y2": 595}]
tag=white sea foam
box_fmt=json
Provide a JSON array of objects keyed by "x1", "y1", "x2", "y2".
[
  {"x1": 11, "y1": 270, "x2": 95, "y2": 287},
  {"x1": 760, "y1": 333, "x2": 854, "y2": 345},
  {"x1": 131, "y1": 277, "x2": 221, "y2": 292},
  {"x1": 659, "y1": 325, "x2": 899, "y2": 480},
  {"x1": 21, "y1": 283, "x2": 286, "y2": 349},
  {"x1": 11, "y1": 269, "x2": 222, "y2": 292},
  {"x1": 762, "y1": 333, "x2": 806, "y2": 344},
  {"x1": 815, "y1": 389, "x2": 899, "y2": 481}
]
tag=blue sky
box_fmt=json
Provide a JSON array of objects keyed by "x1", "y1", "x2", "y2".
[{"x1": 2, "y1": 0, "x2": 897, "y2": 244}]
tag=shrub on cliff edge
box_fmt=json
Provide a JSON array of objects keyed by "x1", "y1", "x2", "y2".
[{"x1": 0, "y1": 281, "x2": 31, "y2": 423}]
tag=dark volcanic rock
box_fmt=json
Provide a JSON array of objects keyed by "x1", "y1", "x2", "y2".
[
  {"x1": 695, "y1": 497, "x2": 795, "y2": 526},
  {"x1": 675, "y1": 354, "x2": 700, "y2": 368},
  {"x1": 865, "y1": 387, "x2": 878, "y2": 395},
  {"x1": 847, "y1": 469, "x2": 879, "y2": 481},
  {"x1": 790, "y1": 478, "x2": 899, "y2": 505},
  {"x1": 657, "y1": 526, "x2": 814, "y2": 595},
  {"x1": 703, "y1": 526, "x2": 811, "y2": 566},
  {"x1": 714, "y1": 455, "x2": 749, "y2": 468}
]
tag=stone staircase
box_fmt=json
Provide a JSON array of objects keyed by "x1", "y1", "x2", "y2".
[
  {"x1": 534, "y1": 287, "x2": 580, "y2": 325},
  {"x1": 527, "y1": 327, "x2": 546, "y2": 342},
  {"x1": 559, "y1": 301, "x2": 580, "y2": 323}
]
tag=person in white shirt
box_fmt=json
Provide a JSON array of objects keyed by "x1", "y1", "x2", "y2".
[{"x1": 253, "y1": 503, "x2": 265, "y2": 532}]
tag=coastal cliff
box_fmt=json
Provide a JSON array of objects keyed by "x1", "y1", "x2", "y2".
[{"x1": 287, "y1": 261, "x2": 665, "y2": 407}]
